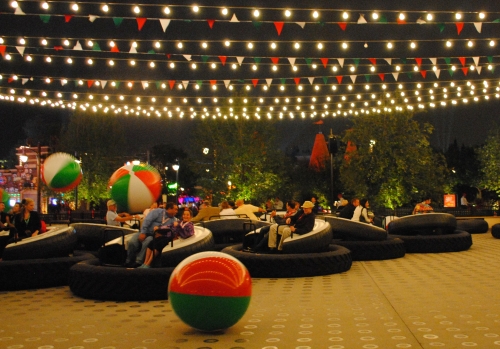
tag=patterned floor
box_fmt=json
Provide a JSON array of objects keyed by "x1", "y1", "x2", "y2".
[{"x1": 1, "y1": 233, "x2": 499, "y2": 349}]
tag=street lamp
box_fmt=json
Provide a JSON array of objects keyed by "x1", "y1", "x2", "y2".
[
  {"x1": 19, "y1": 143, "x2": 42, "y2": 212},
  {"x1": 172, "y1": 160, "x2": 180, "y2": 205}
]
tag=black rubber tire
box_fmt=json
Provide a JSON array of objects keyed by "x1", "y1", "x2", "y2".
[
  {"x1": 282, "y1": 221, "x2": 333, "y2": 253},
  {"x1": 492, "y1": 224, "x2": 500, "y2": 239},
  {"x1": 160, "y1": 230, "x2": 215, "y2": 267},
  {"x1": 332, "y1": 236, "x2": 406, "y2": 261},
  {"x1": 456, "y1": 219, "x2": 489, "y2": 234},
  {"x1": 323, "y1": 216, "x2": 388, "y2": 241},
  {"x1": 69, "y1": 258, "x2": 175, "y2": 301},
  {"x1": 0, "y1": 252, "x2": 94, "y2": 291},
  {"x1": 221, "y1": 244, "x2": 352, "y2": 278},
  {"x1": 387, "y1": 213, "x2": 457, "y2": 236},
  {"x1": 389, "y1": 230, "x2": 472, "y2": 253},
  {"x1": 71, "y1": 223, "x2": 138, "y2": 251},
  {"x1": 3, "y1": 226, "x2": 78, "y2": 260}
]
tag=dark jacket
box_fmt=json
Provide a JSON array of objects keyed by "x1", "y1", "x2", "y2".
[
  {"x1": 13, "y1": 211, "x2": 42, "y2": 238},
  {"x1": 289, "y1": 209, "x2": 316, "y2": 236},
  {"x1": 338, "y1": 203, "x2": 356, "y2": 219}
]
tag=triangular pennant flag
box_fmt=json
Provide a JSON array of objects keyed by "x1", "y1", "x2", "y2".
[
  {"x1": 101, "y1": 81, "x2": 107, "y2": 89},
  {"x1": 201, "y1": 55, "x2": 209, "y2": 63},
  {"x1": 336, "y1": 76, "x2": 343, "y2": 84},
  {"x1": 22, "y1": 78, "x2": 28, "y2": 85},
  {"x1": 338, "y1": 22, "x2": 347, "y2": 31},
  {"x1": 459, "y1": 57, "x2": 466, "y2": 67},
  {"x1": 350, "y1": 75, "x2": 357, "y2": 83},
  {"x1": 415, "y1": 58, "x2": 422, "y2": 67},
  {"x1": 400, "y1": 58, "x2": 407, "y2": 64},
  {"x1": 128, "y1": 81, "x2": 135, "y2": 89},
  {"x1": 448, "y1": 69, "x2": 454, "y2": 76},
  {"x1": 397, "y1": 18, "x2": 406, "y2": 24},
  {"x1": 322, "y1": 77, "x2": 328, "y2": 84},
  {"x1": 160, "y1": 19, "x2": 170, "y2": 32},
  {"x1": 271, "y1": 57, "x2": 279, "y2": 65},
  {"x1": 254, "y1": 57, "x2": 261, "y2": 64},
  {"x1": 456, "y1": 22, "x2": 464, "y2": 35},
  {"x1": 196, "y1": 80, "x2": 202, "y2": 86},
  {"x1": 53, "y1": 46, "x2": 63, "y2": 51},
  {"x1": 494, "y1": 19, "x2": 500, "y2": 23},
  {"x1": 364, "y1": 75, "x2": 370, "y2": 82},
  {"x1": 141, "y1": 81, "x2": 149, "y2": 90},
  {"x1": 337, "y1": 58, "x2": 344, "y2": 68},
  {"x1": 438, "y1": 23, "x2": 446, "y2": 33},
  {"x1": 207, "y1": 19, "x2": 215, "y2": 29},
  {"x1": 369, "y1": 58, "x2": 376, "y2": 65},
  {"x1": 113, "y1": 17, "x2": 124, "y2": 27},
  {"x1": 14, "y1": 6, "x2": 25, "y2": 15},
  {"x1": 236, "y1": 57, "x2": 244, "y2": 66},
  {"x1": 87, "y1": 80, "x2": 94, "y2": 88},
  {"x1": 420, "y1": 70, "x2": 427, "y2": 78},
  {"x1": 406, "y1": 72, "x2": 413, "y2": 79},
  {"x1": 429, "y1": 58, "x2": 437, "y2": 65},
  {"x1": 417, "y1": 18, "x2": 426, "y2": 24},
  {"x1": 487, "y1": 56, "x2": 493, "y2": 63},
  {"x1": 223, "y1": 80, "x2": 230, "y2": 88},
  {"x1": 166, "y1": 54, "x2": 171, "y2": 59},
  {"x1": 73, "y1": 41, "x2": 82, "y2": 50},
  {"x1": 230, "y1": 14, "x2": 239, "y2": 22},
  {"x1": 182, "y1": 81, "x2": 189, "y2": 89},
  {"x1": 320, "y1": 58, "x2": 328, "y2": 68},
  {"x1": 357, "y1": 14, "x2": 367, "y2": 24},
  {"x1": 274, "y1": 22, "x2": 284, "y2": 35},
  {"x1": 136, "y1": 18, "x2": 147, "y2": 31},
  {"x1": 266, "y1": 79, "x2": 272, "y2": 86},
  {"x1": 16, "y1": 46, "x2": 25, "y2": 56},
  {"x1": 444, "y1": 57, "x2": 451, "y2": 65},
  {"x1": 280, "y1": 78, "x2": 286, "y2": 84},
  {"x1": 252, "y1": 79, "x2": 259, "y2": 87},
  {"x1": 183, "y1": 55, "x2": 192, "y2": 61},
  {"x1": 461, "y1": 67, "x2": 468, "y2": 76},
  {"x1": 476, "y1": 66, "x2": 482, "y2": 75},
  {"x1": 294, "y1": 78, "x2": 301, "y2": 85},
  {"x1": 384, "y1": 58, "x2": 392, "y2": 65},
  {"x1": 129, "y1": 46, "x2": 137, "y2": 53},
  {"x1": 392, "y1": 72, "x2": 399, "y2": 81},
  {"x1": 434, "y1": 69, "x2": 440, "y2": 78},
  {"x1": 61, "y1": 79, "x2": 67, "y2": 86},
  {"x1": 155, "y1": 81, "x2": 161, "y2": 89},
  {"x1": 304, "y1": 58, "x2": 313, "y2": 67},
  {"x1": 378, "y1": 73, "x2": 385, "y2": 81},
  {"x1": 111, "y1": 46, "x2": 119, "y2": 53},
  {"x1": 89, "y1": 15, "x2": 97, "y2": 22},
  {"x1": 169, "y1": 80, "x2": 175, "y2": 90},
  {"x1": 474, "y1": 22, "x2": 482, "y2": 33},
  {"x1": 308, "y1": 77, "x2": 315, "y2": 84},
  {"x1": 65, "y1": 15, "x2": 73, "y2": 23},
  {"x1": 210, "y1": 80, "x2": 217, "y2": 86},
  {"x1": 39, "y1": 15, "x2": 50, "y2": 23},
  {"x1": 252, "y1": 21, "x2": 263, "y2": 29},
  {"x1": 219, "y1": 56, "x2": 227, "y2": 66},
  {"x1": 353, "y1": 58, "x2": 360, "y2": 68},
  {"x1": 379, "y1": 15, "x2": 388, "y2": 23},
  {"x1": 288, "y1": 57, "x2": 296, "y2": 66},
  {"x1": 473, "y1": 57, "x2": 480, "y2": 66},
  {"x1": 7, "y1": 77, "x2": 14, "y2": 83},
  {"x1": 92, "y1": 42, "x2": 101, "y2": 51},
  {"x1": 295, "y1": 22, "x2": 306, "y2": 28},
  {"x1": 114, "y1": 81, "x2": 120, "y2": 88}
]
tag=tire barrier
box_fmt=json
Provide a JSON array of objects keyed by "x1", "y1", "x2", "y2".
[
  {"x1": 389, "y1": 230, "x2": 472, "y2": 253},
  {"x1": 71, "y1": 223, "x2": 138, "y2": 251},
  {"x1": 491, "y1": 223, "x2": 500, "y2": 239},
  {"x1": 159, "y1": 227, "x2": 215, "y2": 266},
  {"x1": 387, "y1": 213, "x2": 457, "y2": 236},
  {"x1": 456, "y1": 219, "x2": 489, "y2": 234},
  {"x1": 332, "y1": 236, "x2": 406, "y2": 261},
  {"x1": 323, "y1": 216, "x2": 388, "y2": 241}
]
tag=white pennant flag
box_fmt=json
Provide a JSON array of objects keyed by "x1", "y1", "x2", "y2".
[
  {"x1": 429, "y1": 58, "x2": 437, "y2": 65},
  {"x1": 357, "y1": 14, "x2": 367, "y2": 24},
  {"x1": 288, "y1": 57, "x2": 296, "y2": 66},
  {"x1": 473, "y1": 57, "x2": 480, "y2": 66},
  {"x1": 16, "y1": 46, "x2": 25, "y2": 56},
  {"x1": 61, "y1": 79, "x2": 67, "y2": 86},
  {"x1": 476, "y1": 66, "x2": 482, "y2": 75},
  {"x1": 266, "y1": 78, "x2": 272, "y2": 86},
  {"x1": 160, "y1": 19, "x2": 171, "y2": 32},
  {"x1": 392, "y1": 72, "x2": 399, "y2": 81},
  {"x1": 416, "y1": 18, "x2": 426, "y2": 24},
  {"x1": 434, "y1": 69, "x2": 440, "y2": 78},
  {"x1": 14, "y1": 6, "x2": 25, "y2": 15},
  {"x1": 141, "y1": 81, "x2": 149, "y2": 90},
  {"x1": 183, "y1": 55, "x2": 192, "y2": 61},
  {"x1": 230, "y1": 14, "x2": 239, "y2": 22},
  {"x1": 337, "y1": 58, "x2": 344, "y2": 67},
  {"x1": 384, "y1": 58, "x2": 392, "y2": 65},
  {"x1": 295, "y1": 22, "x2": 306, "y2": 28},
  {"x1": 350, "y1": 75, "x2": 357, "y2": 83},
  {"x1": 308, "y1": 77, "x2": 315, "y2": 84},
  {"x1": 100, "y1": 81, "x2": 107, "y2": 89},
  {"x1": 474, "y1": 22, "x2": 482, "y2": 33},
  {"x1": 236, "y1": 57, "x2": 244, "y2": 66},
  {"x1": 182, "y1": 81, "x2": 189, "y2": 89},
  {"x1": 223, "y1": 80, "x2": 231, "y2": 88},
  {"x1": 89, "y1": 15, "x2": 97, "y2": 22},
  {"x1": 129, "y1": 46, "x2": 137, "y2": 53},
  {"x1": 22, "y1": 78, "x2": 29, "y2": 85},
  {"x1": 73, "y1": 41, "x2": 82, "y2": 50}
]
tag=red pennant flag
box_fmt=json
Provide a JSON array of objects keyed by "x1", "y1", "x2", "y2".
[
  {"x1": 252, "y1": 79, "x2": 259, "y2": 87},
  {"x1": 458, "y1": 57, "x2": 466, "y2": 66},
  {"x1": 169, "y1": 80, "x2": 175, "y2": 90},
  {"x1": 111, "y1": 46, "x2": 119, "y2": 53},
  {"x1": 210, "y1": 80, "x2": 217, "y2": 85},
  {"x1": 320, "y1": 58, "x2": 329, "y2": 68},
  {"x1": 166, "y1": 54, "x2": 171, "y2": 59},
  {"x1": 313, "y1": 120, "x2": 324, "y2": 125},
  {"x1": 274, "y1": 22, "x2": 284, "y2": 35},
  {"x1": 420, "y1": 70, "x2": 427, "y2": 78},
  {"x1": 397, "y1": 18, "x2": 406, "y2": 24},
  {"x1": 294, "y1": 77, "x2": 301, "y2": 85},
  {"x1": 337, "y1": 22, "x2": 347, "y2": 31},
  {"x1": 0, "y1": 46, "x2": 6, "y2": 57},
  {"x1": 136, "y1": 17, "x2": 147, "y2": 31},
  {"x1": 461, "y1": 67, "x2": 469, "y2": 76},
  {"x1": 369, "y1": 58, "x2": 376, "y2": 65},
  {"x1": 414, "y1": 58, "x2": 422, "y2": 67},
  {"x1": 207, "y1": 19, "x2": 215, "y2": 29},
  {"x1": 8, "y1": 77, "x2": 14, "y2": 83},
  {"x1": 271, "y1": 57, "x2": 279, "y2": 64},
  {"x1": 456, "y1": 22, "x2": 464, "y2": 35},
  {"x1": 64, "y1": 15, "x2": 73, "y2": 23},
  {"x1": 53, "y1": 46, "x2": 64, "y2": 51},
  {"x1": 336, "y1": 76, "x2": 343, "y2": 84},
  {"x1": 128, "y1": 82, "x2": 134, "y2": 89},
  {"x1": 378, "y1": 73, "x2": 385, "y2": 81},
  {"x1": 87, "y1": 80, "x2": 94, "y2": 88},
  {"x1": 218, "y1": 56, "x2": 227, "y2": 66}
]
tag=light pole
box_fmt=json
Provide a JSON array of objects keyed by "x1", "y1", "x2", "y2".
[
  {"x1": 172, "y1": 160, "x2": 180, "y2": 205},
  {"x1": 19, "y1": 143, "x2": 42, "y2": 212}
]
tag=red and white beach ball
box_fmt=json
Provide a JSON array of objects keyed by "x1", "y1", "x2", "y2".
[
  {"x1": 108, "y1": 164, "x2": 161, "y2": 213},
  {"x1": 41, "y1": 152, "x2": 83, "y2": 192},
  {"x1": 168, "y1": 251, "x2": 252, "y2": 332}
]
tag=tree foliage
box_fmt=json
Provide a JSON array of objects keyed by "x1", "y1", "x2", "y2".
[
  {"x1": 477, "y1": 127, "x2": 500, "y2": 194},
  {"x1": 339, "y1": 110, "x2": 448, "y2": 209}
]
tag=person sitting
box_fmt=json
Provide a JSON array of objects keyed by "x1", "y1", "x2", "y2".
[
  {"x1": 265, "y1": 199, "x2": 274, "y2": 211},
  {"x1": 311, "y1": 196, "x2": 321, "y2": 214},
  {"x1": 140, "y1": 209, "x2": 194, "y2": 268},
  {"x1": 338, "y1": 198, "x2": 359, "y2": 219},
  {"x1": 460, "y1": 193, "x2": 470, "y2": 209},
  {"x1": 142, "y1": 201, "x2": 158, "y2": 219},
  {"x1": 106, "y1": 200, "x2": 137, "y2": 227},
  {"x1": 267, "y1": 200, "x2": 316, "y2": 252},
  {"x1": 219, "y1": 201, "x2": 237, "y2": 219},
  {"x1": 125, "y1": 202, "x2": 178, "y2": 268},
  {"x1": 334, "y1": 193, "x2": 349, "y2": 210},
  {"x1": 12, "y1": 198, "x2": 41, "y2": 240},
  {"x1": 234, "y1": 199, "x2": 265, "y2": 221},
  {"x1": 273, "y1": 197, "x2": 284, "y2": 210},
  {"x1": 413, "y1": 197, "x2": 433, "y2": 214},
  {"x1": 351, "y1": 198, "x2": 373, "y2": 224},
  {"x1": 191, "y1": 201, "x2": 220, "y2": 222}
]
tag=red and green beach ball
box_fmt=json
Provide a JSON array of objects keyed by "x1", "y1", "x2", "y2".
[
  {"x1": 108, "y1": 164, "x2": 161, "y2": 213},
  {"x1": 168, "y1": 251, "x2": 252, "y2": 332},
  {"x1": 41, "y1": 152, "x2": 83, "y2": 192}
]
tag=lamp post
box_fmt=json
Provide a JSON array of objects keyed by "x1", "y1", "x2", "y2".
[
  {"x1": 172, "y1": 160, "x2": 180, "y2": 205},
  {"x1": 19, "y1": 143, "x2": 42, "y2": 212}
]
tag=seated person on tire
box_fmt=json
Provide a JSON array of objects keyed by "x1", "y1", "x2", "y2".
[
  {"x1": 12, "y1": 198, "x2": 41, "y2": 240},
  {"x1": 106, "y1": 200, "x2": 137, "y2": 227},
  {"x1": 234, "y1": 199, "x2": 266, "y2": 221},
  {"x1": 125, "y1": 202, "x2": 178, "y2": 267},
  {"x1": 268, "y1": 200, "x2": 316, "y2": 251},
  {"x1": 351, "y1": 198, "x2": 374, "y2": 224},
  {"x1": 412, "y1": 197, "x2": 433, "y2": 215},
  {"x1": 338, "y1": 198, "x2": 359, "y2": 219}
]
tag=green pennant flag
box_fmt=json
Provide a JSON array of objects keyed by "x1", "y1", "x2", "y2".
[
  {"x1": 155, "y1": 81, "x2": 161, "y2": 89},
  {"x1": 353, "y1": 58, "x2": 360, "y2": 68},
  {"x1": 252, "y1": 21, "x2": 263, "y2": 29},
  {"x1": 113, "y1": 17, "x2": 124, "y2": 27},
  {"x1": 74, "y1": 80, "x2": 79, "y2": 87},
  {"x1": 318, "y1": 21, "x2": 325, "y2": 27},
  {"x1": 115, "y1": 81, "x2": 120, "y2": 88},
  {"x1": 448, "y1": 69, "x2": 454, "y2": 76},
  {"x1": 379, "y1": 15, "x2": 388, "y2": 23},
  {"x1": 238, "y1": 79, "x2": 245, "y2": 83},
  {"x1": 493, "y1": 18, "x2": 500, "y2": 23},
  {"x1": 254, "y1": 57, "x2": 262, "y2": 64},
  {"x1": 280, "y1": 78, "x2": 286, "y2": 84},
  {"x1": 196, "y1": 80, "x2": 203, "y2": 86},
  {"x1": 364, "y1": 75, "x2": 370, "y2": 82},
  {"x1": 92, "y1": 42, "x2": 101, "y2": 51},
  {"x1": 406, "y1": 72, "x2": 413, "y2": 79},
  {"x1": 304, "y1": 58, "x2": 313, "y2": 67},
  {"x1": 201, "y1": 55, "x2": 209, "y2": 62},
  {"x1": 39, "y1": 15, "x2": 51, "y2": 23},
  {"x1": 487, "y1": 56, "x2": 493, "y2": 63},
  {"x1": 438, "y1": 23, "x2": 446, "y2": 33},
  {"x1": 400, "y1": 58, "x2": 407, "y2": 64},
  {"x1": 322, "y1": 77, "x2": 328, "y2": 84},
  {"x1": 147, "y1": 49, "x2": 155, "y2": 54},
  {"x1": 444, "y1": 57, "x2": 451, "y2": 65},
  {"x1": 183, "y1": 19, "x2": 192, "y2": 22}
]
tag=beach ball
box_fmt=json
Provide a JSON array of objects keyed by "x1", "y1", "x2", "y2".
[
  {"x1": 168, "y1": 251, "x2": 252, "y2": 332},
  {"x1": 108, "y1": 164, "x2": 161, "y2": 213},
  {"x1": 41, "y1": 152, "x2": 82, "y2": 192},
  {"x1": 1, "y1": 189, "x2": 12, "y2": 211}
]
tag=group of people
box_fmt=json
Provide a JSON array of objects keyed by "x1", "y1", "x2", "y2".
[{"x1": 336, "y1": 196, "x2": 374, "y2": 224}]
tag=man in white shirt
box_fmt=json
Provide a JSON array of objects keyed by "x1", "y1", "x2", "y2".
[
  {"x1": 106, "y1": 200, "x2": 136, "y2": 226},
  {"x1": 234, "y1": 199, "x2": 265, "y2": 221}
]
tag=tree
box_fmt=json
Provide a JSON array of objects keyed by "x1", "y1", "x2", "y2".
[
  {"x1": 477, "y1": 127, "x2": 500, "y2": 195},
  {"x1": 339, "y1": 110, "x2": 448, "y2": 209}
]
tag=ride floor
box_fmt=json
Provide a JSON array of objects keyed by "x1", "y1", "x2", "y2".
[{"x1": 1, "y1": 233, "x2": 499, "y2": 349}]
